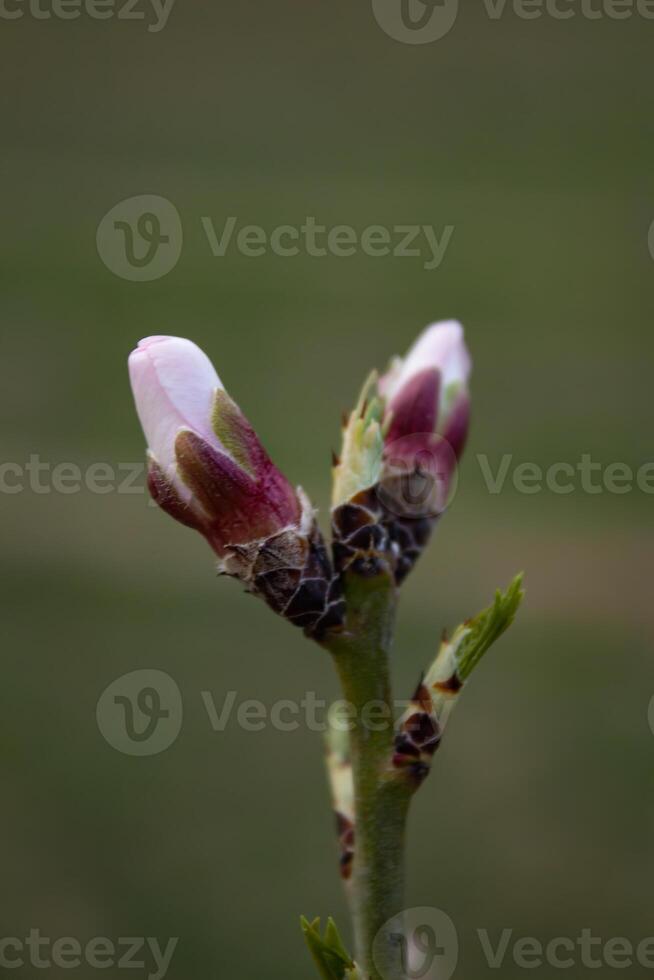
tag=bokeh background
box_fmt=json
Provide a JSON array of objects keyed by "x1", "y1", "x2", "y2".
[{"x1": 1, "y1": 3, "x2": 652, "y2": 978}]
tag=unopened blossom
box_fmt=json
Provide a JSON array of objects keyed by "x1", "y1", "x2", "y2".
[
  {"x1": 129, "y1": 335, "x2": 343, "y2": 636},
  {"x1": 331, "y1": 321, "x2": 472, "y2": 584},
  {"x1": 378, "y1": 319, "x2": 471, "y2": 509},
  {"x1": 379, "y1": 319, "x2": 471, "y2": 459}
]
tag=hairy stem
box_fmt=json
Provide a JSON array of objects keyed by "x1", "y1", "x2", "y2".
[{"x1": 326, "y1": 571, "x2": 411, "y2": 980}]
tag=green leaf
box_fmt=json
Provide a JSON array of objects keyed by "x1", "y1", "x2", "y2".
[
  {"x1": 332, "y1": 372, "x2": 385, "y2": 507},
  {"x1": 301, "y1": 916, "x2": 355, "y2": 980},
  {"x1": 457, "y1": 573, "x2": 525, "y2": 680},
  {"x1": 324, "y1": 918, "x2": 351, "y2": 963}
]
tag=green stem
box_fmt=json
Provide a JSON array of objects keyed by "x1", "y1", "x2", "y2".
[{"x1": 326, "y1": 571, "x2": 411, "y2": 980}]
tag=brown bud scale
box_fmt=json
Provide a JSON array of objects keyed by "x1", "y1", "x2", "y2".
[
  {"x1": 393, "y1": 688, "x2": 443, "y2": 785},
  {"x1": 331, "y1": 485, "x2": 437, "y2": 586},
  {"x1": 220, "y1": 508, "x2": 345, "y2": 640},
  {"x1": 331, "y1": 488, "x2": 392, "y2": 579}
]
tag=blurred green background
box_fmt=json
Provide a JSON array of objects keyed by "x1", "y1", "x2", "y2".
[{"x1": 1, "y1": 2, "x2": 653, "y2": 978}]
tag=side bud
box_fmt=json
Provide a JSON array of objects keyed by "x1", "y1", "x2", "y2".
[
  {"x1": 129, "y1": 336, "x2": 344, "y2": 638},
  {"x1": 393, "y1": 574, "x2": 524, "y2": 787},
  {"x1": 331, "y1": 374, "x2": 392, "y2": 580}
]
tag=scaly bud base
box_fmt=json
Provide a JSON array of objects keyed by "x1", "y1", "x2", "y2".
[{"x1": 220, "y1": 492, "x2": 345, "y2": 640}]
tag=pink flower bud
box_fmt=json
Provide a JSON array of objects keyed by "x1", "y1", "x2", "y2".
[
  {"x1": 128, "y1": 335, "x2": 300, "y2": 555},
  {"x1": 128, "y1": 336, "x2": 343, "y2": 638},
  {"x1": 379, "y1": 319, "x2": 471, "y2": 459},
  {"x1": 376, "y1": 321, "x2": 472, "y2": 583}
]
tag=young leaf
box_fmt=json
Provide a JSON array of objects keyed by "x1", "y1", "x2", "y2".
[
  {"x1": 457, "y1": 572, "x2": 524, "y2": 680},
  {"x1": 300, "y1": 916, "x2": 355, "y2": 980}
]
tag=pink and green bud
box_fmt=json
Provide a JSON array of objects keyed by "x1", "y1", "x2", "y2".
[
  {"x1": 376, "y1": 321, "x2": 471, "y2": 581},
  {"x1": 379, "y1": 319, "x2": 471, "y2": 485},
  {"x1": 129, "y1": 336, "x2": 301, "y2": 554},
  {"x1": 379, "y1": 320, "x2": 470, "y2": 447},
  {"x1": 331, "y1": 321, "x2": 472, "y2": 586},
  {"x1": 129, "y1": 336, "x2": 343, "y2": 637}
]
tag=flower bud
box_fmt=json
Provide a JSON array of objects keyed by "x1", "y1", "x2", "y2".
[
  {"x1": 331, "y1": 321, "x2": 471, "y2": 586},
  {"x1": 379, "y1": 319, "x2": 471, "y2": 457},
  {"x1": 379, "y1": 319, "x2": 470, "y2": 494},
  {"x1": 129, "y1": 336, "x2": 344, "y2": 638},
  {"x1": 376, "y1": 320, "x2": 471, "y2": 582}
]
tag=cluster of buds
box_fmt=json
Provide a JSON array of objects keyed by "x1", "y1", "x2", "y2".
[
  {"x1": 128, "y1": 321, "x2": 471, "y2": 639},
  {"x1": 332, "y1": 320, "x2": 471, "y2": 587},
  {"x1": 127, "y1": 326, "x2": 523, "y2": 980}
]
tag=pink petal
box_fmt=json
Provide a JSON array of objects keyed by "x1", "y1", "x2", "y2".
[
  {"x1": 380, "y1": 321, "x2": 471, "y2": 403},
  {"x1": 128, "y1": 336, "x2": 225, "y2": 479}
]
